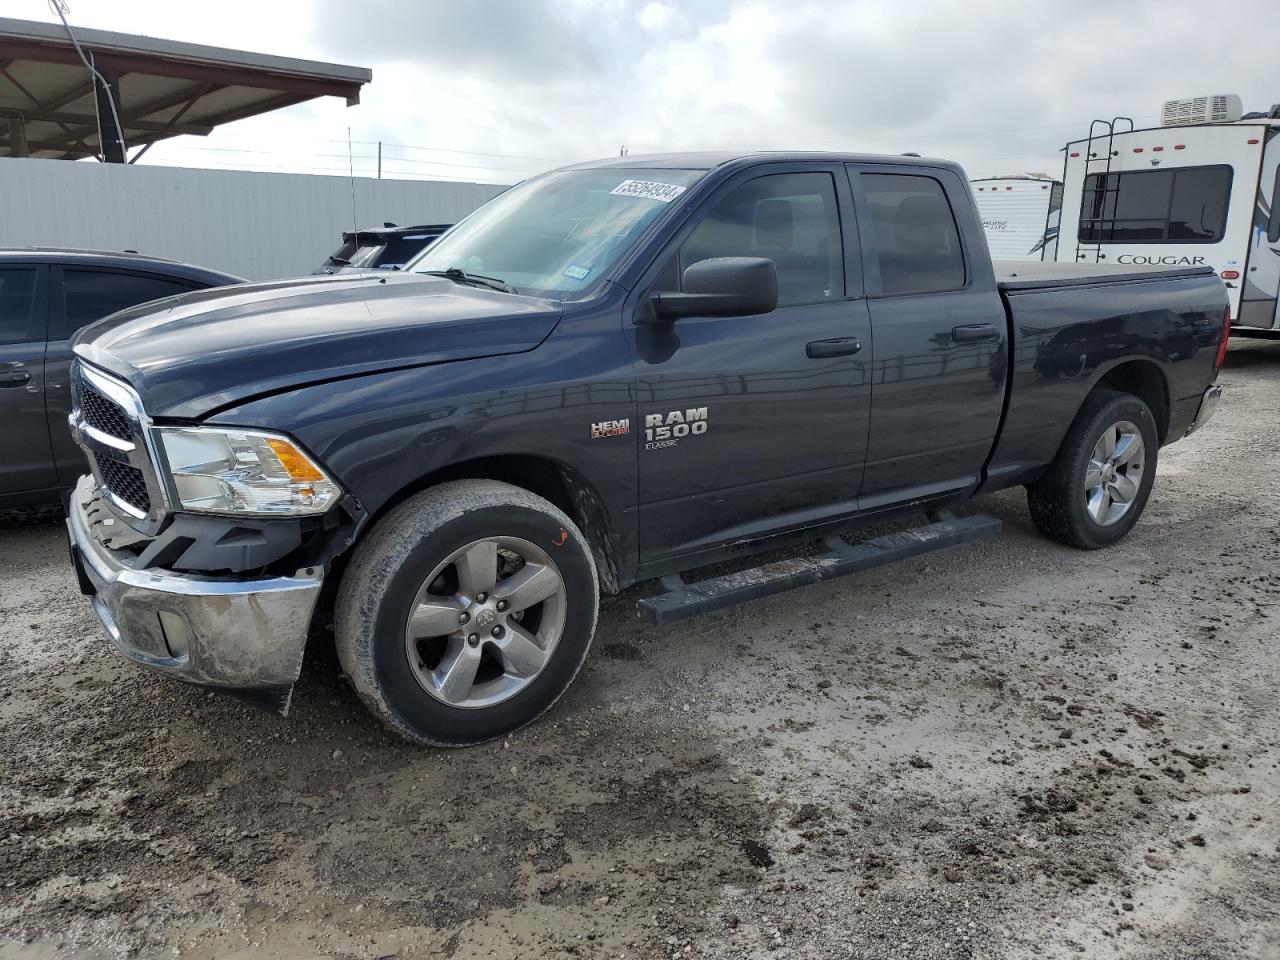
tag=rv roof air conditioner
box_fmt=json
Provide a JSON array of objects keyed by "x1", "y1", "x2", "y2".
[{"x1": 1160, "y1": 95, "x2": 1243, "y2": 126}]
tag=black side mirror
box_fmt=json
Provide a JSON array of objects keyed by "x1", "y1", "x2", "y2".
[{"x1": 644, "y1": 257, "x2": 778, "y2": 323}]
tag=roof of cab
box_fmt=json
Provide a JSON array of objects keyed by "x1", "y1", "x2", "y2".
[
  {"x1": 567, "y1": 151, "x2": 965, "y2": 174},
  {"x1": 0, "y1": 247, "x2": 244, "y2": 284}
]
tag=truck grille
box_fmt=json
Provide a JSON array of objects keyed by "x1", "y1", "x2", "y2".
[
  {"x1": 79, "y1": 380, "x2": 133, "y2": 442},
  {"x1": 97, "y1": 456, "x2": 152, "y2": 514},
  {"x1": 71, "y1": 361, "x2": 165, "y2": 531}
]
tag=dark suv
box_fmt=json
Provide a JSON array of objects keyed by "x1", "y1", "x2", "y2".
[
  {"x1": 0, "y1": 249, "x2": 242, "y2": 506},
  {"x1": 312, "y1": 223, "x2": 451, "y2": 275}
]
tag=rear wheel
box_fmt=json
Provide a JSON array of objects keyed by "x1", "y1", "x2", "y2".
[
  {"x1": 335, "y1": 480, "x2": 598, "y2": 746},
  {"x1": 1027, "y1": 390, "x2": 1159, "y2": 549}
]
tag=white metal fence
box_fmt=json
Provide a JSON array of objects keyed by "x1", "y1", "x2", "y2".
[{"x1": 0, "y1": 157, "x2": 507, "y2": 280}]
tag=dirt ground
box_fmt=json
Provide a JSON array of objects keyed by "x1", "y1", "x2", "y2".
[{"x1": 2, "y1": 340, "x2": 1278, "y2": 960}]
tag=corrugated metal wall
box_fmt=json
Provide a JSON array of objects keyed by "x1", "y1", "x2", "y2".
[{"x1": 0, "y1": 157, "x2": 507, "y2": 280}]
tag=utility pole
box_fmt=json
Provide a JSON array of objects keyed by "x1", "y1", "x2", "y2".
[{"x1": 377, "y1": 141, "x2": 382, "y2": 179}]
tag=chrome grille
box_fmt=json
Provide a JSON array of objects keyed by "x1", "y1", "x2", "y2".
[
  {"x1": 79, "y1": 381, "x2": 132, "y2": 442},
  {"x1": 97, "y1": 456, "x2": 152, "y2": 514},
  {"x1": 70, "y1": 361, "x2": 167, "y2": 532}
]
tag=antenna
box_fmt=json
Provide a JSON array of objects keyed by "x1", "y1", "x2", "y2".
[{"x1": 347, "y1": 127, "x2": 364, "y2": 278}]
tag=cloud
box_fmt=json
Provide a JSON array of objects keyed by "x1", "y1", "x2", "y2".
[
  {"x1": 299, "y1": 0, "x2": 1280, "y2": 180},
  {"x1": 23, "y1": 0, "x2": 1280, "y2": 183}
]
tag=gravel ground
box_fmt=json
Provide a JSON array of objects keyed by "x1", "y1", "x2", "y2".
[{"x1": 1, "y1": 340, "x2": 1278, "y2": 960}]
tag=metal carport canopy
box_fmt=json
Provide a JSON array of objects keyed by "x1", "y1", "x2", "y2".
[{"x1": 0, "y1": 16, "x2": 369, "y2": 162}]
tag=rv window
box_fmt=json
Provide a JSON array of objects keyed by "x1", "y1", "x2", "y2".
[
  {"x1": 1079, "y1": 165, "x2": 1232, "y2": 244},
  {"x1": 1269, "y1": 164, "x2": 1280, "y2": 244}
]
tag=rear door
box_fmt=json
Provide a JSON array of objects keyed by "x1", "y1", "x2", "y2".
[
  {"x1": 847, "y1": 165, "x2": 1007, "y2": 508},
  {"x1": 629, "y1": 164, "x2": 874, "y2": 564},
  {"x1": 46, "y1": 266, "x2": 191, "y2": 486},
  {"x1": 0, "y1": 265, "x2": 55, "y2": 497}
]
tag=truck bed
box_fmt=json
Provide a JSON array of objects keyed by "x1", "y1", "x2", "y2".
[{"x1": 995, "y1": 260, "x2": 1216, "y2": 292}]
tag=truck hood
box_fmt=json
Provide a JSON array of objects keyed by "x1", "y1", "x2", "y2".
[{"x1": 75, "y1": 272, "x2": 562, "y2": 419}]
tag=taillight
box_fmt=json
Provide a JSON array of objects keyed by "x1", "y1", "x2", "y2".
[
  {"x1": 1221, "y1": 270, "x2": 1240, "y2": 280},
  {"x1": 1214, "y1": 306, "x2": 1230, "y2": 370}
]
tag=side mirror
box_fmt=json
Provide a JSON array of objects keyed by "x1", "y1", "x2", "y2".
[{"x1": 644, "y1": 257, "x2": 778, "y2": 323}]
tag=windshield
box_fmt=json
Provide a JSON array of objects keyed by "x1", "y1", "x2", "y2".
[{"x1": 409, "y1": 167, "x2": 705, "y2": 298}]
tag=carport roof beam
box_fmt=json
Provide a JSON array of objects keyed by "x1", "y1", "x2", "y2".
[{"x1": 0, "y1": 16, "x2": 370, "y2": 162}]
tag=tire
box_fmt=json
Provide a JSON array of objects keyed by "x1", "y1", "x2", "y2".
[
  {"x1": 334, "y1": 479, "x2": 599, "y2": 746},
  {"x1": 1026, "y1": 389, "x2": 1159, "y2": 550}
]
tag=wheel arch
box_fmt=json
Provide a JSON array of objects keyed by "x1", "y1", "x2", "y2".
[
  {"x1": 356, "y1": 454, "x2": 623, "y2": 594},
  {"x1": 1092, "y1": 358, "x2": 1171, "y2": 443}
]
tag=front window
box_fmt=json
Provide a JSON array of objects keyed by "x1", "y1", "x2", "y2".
[
  {"x1": 1078, "y1": 165, "x2": 1233, "y2": 244},
  {"x1": 675, "y1": 172, "x2": 846, "y2": 307},
  {"x1": 410, "y1": 167, "x2": 705, "y2": 298}
]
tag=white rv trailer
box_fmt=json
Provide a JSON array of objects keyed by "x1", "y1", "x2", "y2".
[
  {"x1": 971, "y1": 175, "x2": 1063, "y2": 261},
  {"x1": 1055, "y1": 95, "x2": 1280, "y2": 332}
]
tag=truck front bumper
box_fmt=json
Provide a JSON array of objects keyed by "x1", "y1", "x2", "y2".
[
  {"x1": 1185, "y1": 383, "x2": 1223, "y2": 436},
  {"x1": 66, "y1": 475, "x2": 323, "y2": 715}
]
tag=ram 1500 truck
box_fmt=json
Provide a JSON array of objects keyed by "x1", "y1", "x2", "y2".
[{"x1": 64, "y1": 152, "x2": 1228, "y2": 746}]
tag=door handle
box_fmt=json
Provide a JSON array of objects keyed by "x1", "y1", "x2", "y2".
[
  {"x1": 0, "y1": 371, "x2": 31, "y2": 388},
  {"x1": 951, "y1": 323, "x2": 1001, "y2": 343},
  {"x1": 806, "y1": 338, "x2": 862, "y2": 359}
]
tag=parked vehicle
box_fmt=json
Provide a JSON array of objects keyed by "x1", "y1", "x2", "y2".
[
  {"x1": 64, "y1": 152, "x2": 1228, "y2": 745},
  {"x1": 1056, "y1": 94, "x2": 1280, "y2": 332},
  {"x1": 0, "y1": 248, "x2": 242, "y2": 507},
  {"x1": 971, "y1": 174, "x2": 1062, "y2": 260},
  {"x1": 313, "y1": 223, "x2": 451, "y2": 275}
]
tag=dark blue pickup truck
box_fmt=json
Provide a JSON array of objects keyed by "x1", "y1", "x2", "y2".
[{"x1": 64, "y1": 152, "x2": 1227, "y2": 745}]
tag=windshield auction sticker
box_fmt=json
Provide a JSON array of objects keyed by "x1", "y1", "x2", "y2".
[{"x1": 610, "y1": 179, "x2": 688, "y2": 203}]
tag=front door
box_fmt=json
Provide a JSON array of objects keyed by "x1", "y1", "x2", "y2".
[
  {"x1": 0, "y1": 265, "x2": 54, "y2": 498},
  {"x1": 628, "y1": 165, "x2": 873, "y2": 566},
  {"x1": 847, "y1": 166, "x2": 1008, "y2": 508}
]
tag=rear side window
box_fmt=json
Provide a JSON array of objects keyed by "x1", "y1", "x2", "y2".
[
  {"x1": 679, "y1": 172, "x2": 845, "y2": 307},
  {"x1": 861, "y1": 174, "x2": 966, "y2": 295},
  {"x1": 56, "y1": 269, "x2": 190, "y2": 340},
  {"x1": 1079, "y1": 166, "x2": 1232, "y2": 244},
  {"x1": 375, "y1": 234, "x2": 440, "y2": 268},
  {"x1": 0, "y1": 268, "x2": 39, "y2": 345}
]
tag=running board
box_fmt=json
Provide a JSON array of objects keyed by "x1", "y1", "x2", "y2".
[{"x1": 636, "y1": 511, "x2": 1001, "y2": 625}]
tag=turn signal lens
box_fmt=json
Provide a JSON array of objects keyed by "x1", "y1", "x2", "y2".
[{"x1": 265, "y1": 437, "x2": 327, "y2": 482}]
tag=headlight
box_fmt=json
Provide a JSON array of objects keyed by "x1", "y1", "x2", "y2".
[{"x1": 158, "y1": 427, "x2": 341, "y2": 516}]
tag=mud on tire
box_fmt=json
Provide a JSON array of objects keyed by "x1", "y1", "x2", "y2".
[{"x1": 334, "y1": 479, "x2": 599, "y2": 746}]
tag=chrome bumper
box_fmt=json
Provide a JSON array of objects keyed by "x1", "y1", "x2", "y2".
[
  {"x1": 1185, "y1": 383, "x2": 1223, "y2": 436},
  {"x1": 67, "y1": 475, "x2": 323, "y2": 715}
]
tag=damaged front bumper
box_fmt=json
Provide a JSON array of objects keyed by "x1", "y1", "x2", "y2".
[{"x1": 66, "y1": 475, "x2": 323, "y2": 714}]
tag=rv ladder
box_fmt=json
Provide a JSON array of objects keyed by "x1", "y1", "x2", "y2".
[{"x1": 1074, "y1": 116, "x2": 1134, "y2": 264}]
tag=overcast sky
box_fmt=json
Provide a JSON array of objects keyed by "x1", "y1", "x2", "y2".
[{"x1": 19, "y1": 0, "x2": 1280, "y2": 185}]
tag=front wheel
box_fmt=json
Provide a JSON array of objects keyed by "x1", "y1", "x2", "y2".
[
  {"x1": 1026, "y1": 390, "x2": 1159, "y2": 549},
  {"x1": 335, "y1": 480, "x2": 599, "y2": 746}
]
